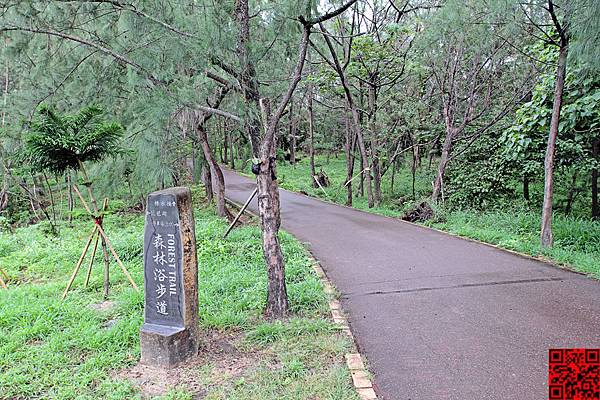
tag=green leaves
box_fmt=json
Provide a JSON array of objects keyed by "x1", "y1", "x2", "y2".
[{"x1": 19, "y1": 105, "x2": 125, "y2": 174}]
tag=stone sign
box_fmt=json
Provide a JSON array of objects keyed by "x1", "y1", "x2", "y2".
[{"x1": 140, "y1": 187, "x2": 198, "y2": 367}]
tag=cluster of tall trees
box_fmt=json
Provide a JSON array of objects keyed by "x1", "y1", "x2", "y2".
[{"x1": 1, "y1": 0, "x2": 599, "y2": 317}]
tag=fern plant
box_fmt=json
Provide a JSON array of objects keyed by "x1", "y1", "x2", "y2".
[{"x1": 21, "y1": 105, "x2": 124, "y2": 174}]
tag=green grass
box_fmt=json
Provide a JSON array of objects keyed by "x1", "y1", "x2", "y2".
[
  {"x1": 257, "y1": 153, "x2": 600, "y2": 279},
  {"x1": 242, "y1": 154, "x2": 434, "y2": 218},
  {"x1": 0, "y1": 195, "x2": 358, "y2": 399},
  {"x1": 426, "y1": 210, "x2": 600, "y2": 278}
]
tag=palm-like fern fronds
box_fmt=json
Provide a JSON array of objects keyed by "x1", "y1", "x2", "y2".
[{"x1": 20, "y1": 105, "x2": 125, "y2": 174}]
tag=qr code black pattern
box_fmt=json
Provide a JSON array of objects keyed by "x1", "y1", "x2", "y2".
[{"x1": 549, "y1": 349, "x2": 599, "y2": 400}]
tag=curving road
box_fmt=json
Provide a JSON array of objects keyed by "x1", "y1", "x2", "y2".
[{"x1": 222, "y1": 168, "x2": 600, "y2": 400}]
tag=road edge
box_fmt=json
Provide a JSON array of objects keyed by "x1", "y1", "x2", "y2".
[{"x1": 224, "y1": 195, "x2": 379, "y2": 400}]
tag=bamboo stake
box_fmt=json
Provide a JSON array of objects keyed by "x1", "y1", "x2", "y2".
[
  {"x1": 72, "y1": 187, "x2": 137, "y2": 292},
  {"x1": 0, "y1": 269, "x2": 7, "y2": 289},
  {"x1": 100, "y1": 198, "x2": 110, "y2": 298},
  {"x1": 96, "y1": 225, "x2": 139, "y2": 291},
  {"x1": 62, "y1": 225, "x2": 98, "y2": 299},
  {"x1": 84, "y1": 231, "x2": 100, "y2": 288},
  {"x1": 72, "y1": 185, "x2": 93, "y2": 215},
  {"x1": 84, "y1": 197, "x2": 108, "y2": 288}
]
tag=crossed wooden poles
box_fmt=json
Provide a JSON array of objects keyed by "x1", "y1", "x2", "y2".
[{"x1": 62, "y1": 184, "x2": 139, "y2": 299}]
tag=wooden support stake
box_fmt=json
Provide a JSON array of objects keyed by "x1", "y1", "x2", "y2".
[
  {"x1": 72, "y1": 185, "x2": 93, "y2": 216},
  {"x1": 84, "y1": 231, "x2": 100, "y2": 288},
  {"x1": 100, "y1": 198, "x2": 110, "y2": 298},
  {"x1": 0, "y1": 270, "x2": 7, "y2": 289},
  {"x1": 96, "y1": 224, "x2": 139, "y2": 291},
  {"x1": 223, "y1": 187, "x2": 258, "y2": 239},
  {"x1": 62, "y1": 225, "x2": 98, "y2": 299}
]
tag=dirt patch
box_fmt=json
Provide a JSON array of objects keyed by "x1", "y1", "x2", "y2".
[
  {"x1": 119, "y1": 329, "x2": 265, "y2": 399},
  {"x1": 90, "y1": 300, "x2": 116, "y2": 312}
]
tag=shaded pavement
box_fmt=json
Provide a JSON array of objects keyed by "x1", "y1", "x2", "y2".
[{"x1": 222, "y1": 168, "x2": 600, "y2": 400}]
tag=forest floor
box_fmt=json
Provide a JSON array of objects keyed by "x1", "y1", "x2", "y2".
[
  {"x1": 0, "y1": 190, "x2": 359, "y2": 400},
  {"x1": 236, "y1": 154, "x2": 600, "y2": 279}
]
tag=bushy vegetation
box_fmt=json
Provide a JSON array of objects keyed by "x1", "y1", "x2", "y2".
[{"x1": 0, "y1": 197, "x2": 357, "y2": 399}]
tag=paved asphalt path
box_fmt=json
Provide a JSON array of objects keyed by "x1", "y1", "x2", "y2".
[{"x1": 222, "y1": 168, "x2": 600, "y2": 400}]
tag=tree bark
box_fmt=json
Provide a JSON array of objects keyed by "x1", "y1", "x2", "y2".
[
  {"x1": 318, "y1": 24, "x2": 373, "y2": 207},
  {"x1": 541, "y1": 41, "x2": 568, "y2": 247},
  {"x1": 344, "y1": 112, "x2": 354, "y2": 206},
  {"x1": 523, "y1": 175, "x2": 530, "y2": 201},
  {"x1": 222, "y1": 120, "x2": 229, "y2": 164},
  {"x1": 201, "y1": 162, "x2": 213, "y2": 203},
  {"x1": 196, "y1": 125, "x2": 233, "y2": 220},
  {"x1": 431, "y1": 127, "x2": 456, "y2": 202},
  {"x1": 229, "y1": 130, "x2": 236, "y2": 169},
  {"x1": 288, "y1": 100, "x2": 297, "y2": 165},
  {"x1": 565, "y1": 170, "x2": 578, "y2": 215},
  {"x1": 307, "y1": 85, "x2": 317, "y2": 187},
  {"x1": 592, "y1": 137, "x2": 599, "y2": 219}
]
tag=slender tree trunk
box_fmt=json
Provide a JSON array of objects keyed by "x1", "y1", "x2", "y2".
[
  {"x1": 288, "y1": 100, "x2": 296, "y2": 165},
  {"x1": 391, "y1": 160, "x2": 396, "y2": 194},
  {"x1": 541, "y1": 43, "x2": 568, "y2": 247},
  {"x1": 307, "y1": 85, "x2": 317, "y2": 186},
  {"x1": 368, "y1": 82, "x2": 382, "y2": 206},
  {"x1": 592, "y1": 137, "x2": 599, "y2": 220},
  {"x1": 201, "y1": 162, "x2": 213, "y2": 203},
  {"x1": 235, "y1": 0, "x2": 287, "y2": 319},
  {"x1": 523, "y1": 175, "x2": 530, "y2": 202},
  {"x1": 257, "y1": 99, "x2": 288, "y2": 318},
  {"x1": 196, "y1": 125, "x2": 232, "y2": 220},
  {"x1": 431, "y1": 127, "x2": 456, "y2": 202},
  {"x1": 319, "y1": 25, "x2": 372, "y2": 207},
  {"x1": 229, "y1": 131, "x2": 236, "y2": 169},
  {"x1": 565, "y1": 170, "x2": 578, "y2": 215},
  {"x1": 344, "y1": 112, "x2": 354, "y2": 206},
  {"x1": 43, "y1": 173, "x2": 57, "y2": 225},
  {"x1": 66, "y1": 174, "x2": 73, "y2": 226},
  {"x1": 223, "y1": 121, "x2": 229, "y2": 164},
  {"x1": 1, "y1": 63, "x2": 7, "y2": 127}
]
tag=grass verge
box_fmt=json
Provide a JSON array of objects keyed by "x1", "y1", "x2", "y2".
[{"x1": 0, "y1": 194, "x2": 358, "y2": 399}]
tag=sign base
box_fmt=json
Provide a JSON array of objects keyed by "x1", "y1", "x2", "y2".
[{"x1": 140, "y1": 323, "x2": 198, "y2": 367}]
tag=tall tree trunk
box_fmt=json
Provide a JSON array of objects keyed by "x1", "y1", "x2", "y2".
[
  {"x1": 257, "y1": 99, "x2": 288, "y2": 319},
  {"x1": 593, "y1": 137, "x2": 599, "y2": 220},
  {"x1": 319, "y1": 24, "x2": 373, "y2": 207},
  {"x1": 1, "y1": 63, "x2": 7, "y2": 127},
  {"x1": 229, "y1": 131, "x2": 236, "y2": 169},
  {"x1": 541, "y1": 42, "x2": 568, "y2": 247},
  {"x1": 43, "y1": 173, "x2": 57, "y2": 225},
  {"x1": 235, "y1": 0, "x2": 288, "y2": 319},
  {"x1": 196, "y1": 125, "x2": 232, "y2": 220},
  {"x1": 307, "y1": 85, "x2": 317, "y2": 186},
  {"x1": 368, "y1": 81, "x2": 382, "y2": 206},
  {"x1": 344, "y1": 112, "x2": 354, "y2": 206},
  {"x1": 431, "y1": 127, "x2": 456, "y2": 202},
  {"x1": 288, "y1": 100, "x2": 296, "y2": 165},
  {"x1": 222, "y1": 119, "x2": 229, "y2": 164},
  {"x1": 201, "y1": 162, "x2": 213, "y2": 203},
  {"x1": 523, "y1": 175, "x2": 530, "y2": 202},
  {"x1": 565, "y1": 170, "x2": 578, "y2": 215},
  {"x1": 66, "y1": 173, "x2": 73, "y2": 226}
]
